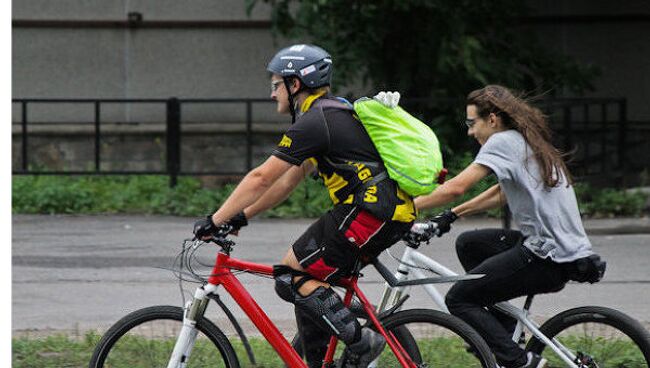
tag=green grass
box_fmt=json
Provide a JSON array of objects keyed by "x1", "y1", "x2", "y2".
[{"x1": 13, "y1": 332, "x2": 648, "y2": 368}]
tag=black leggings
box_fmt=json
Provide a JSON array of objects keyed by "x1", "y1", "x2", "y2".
[{"x1": 445, "y1": 229, "x2": 569, "y2": 368}]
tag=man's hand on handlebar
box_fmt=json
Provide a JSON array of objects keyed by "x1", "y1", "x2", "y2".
[
  {"x1": 193, "y1": 215, "x2": 232, "y2": 240},
  {"x1": 404, "y1": 221, "x2": 439, "y2": 246},
  {"x1": 225, "y1": 211, "x2": 248, "y2": 235}
]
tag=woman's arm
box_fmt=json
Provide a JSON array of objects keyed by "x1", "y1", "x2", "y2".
[
  {"x1": 414, "y1": 163, "x2": 491, "y2": 211},
  {"x1": 452, "y1": 183, "x2": 506, "y2": 217}
]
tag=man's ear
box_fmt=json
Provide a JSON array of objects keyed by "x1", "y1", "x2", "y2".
[{"x1": 291, "y1": 78, "x2": 302, "y2": 94}]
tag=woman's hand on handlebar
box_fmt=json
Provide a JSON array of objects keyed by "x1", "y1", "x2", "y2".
[{"x1": 429, "y1": 209, "x2": 458, "y2": 237}]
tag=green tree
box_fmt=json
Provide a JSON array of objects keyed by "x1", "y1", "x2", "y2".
[{"x1": 247, "y1": 0, "x2": 600, "y2": 154}]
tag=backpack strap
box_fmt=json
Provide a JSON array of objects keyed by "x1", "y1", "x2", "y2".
[{"x1": 315, "y1": 98, "x2": 390, "y2": 199}]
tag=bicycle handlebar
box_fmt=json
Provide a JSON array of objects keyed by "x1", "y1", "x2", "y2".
[
  {"x1": 201, "y1": 221, "x2": 439, "y2": 253},
  {"x1": 192, "y1": 224, "x2": 237, "y2": 253},
  {"x1": 404, "y1": 221, "x2": 440, "y2": 247}
]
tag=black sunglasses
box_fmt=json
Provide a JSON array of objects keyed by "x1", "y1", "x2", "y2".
[
  {"x1": 271, "y1": 80, "x2": 283, "y2": 93},
  {"x1": 464, "y1": 118, "x2": 477, "y2": 128}
]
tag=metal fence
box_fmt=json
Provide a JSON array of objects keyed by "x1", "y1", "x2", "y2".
[
  {"x1": 12, "y1": 96, "x2": 647, "y2": 188},
  {"x1": 12, "y1": 97, "x2": 274, "y2": 186}
]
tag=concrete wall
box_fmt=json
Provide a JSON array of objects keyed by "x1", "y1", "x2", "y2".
[{"x1": 12, "y1": 0, "x2": 285, "y2": 123}]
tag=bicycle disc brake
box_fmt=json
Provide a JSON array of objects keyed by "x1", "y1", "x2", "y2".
[{"x1": 575, "y1": 351, "x2": 599, "y2": 368}]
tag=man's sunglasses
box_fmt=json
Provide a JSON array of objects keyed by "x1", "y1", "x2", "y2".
[{"x1": 271, "y1": 80, "x2": 284, "y2": 93}]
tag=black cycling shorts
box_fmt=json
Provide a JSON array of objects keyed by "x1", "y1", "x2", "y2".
[{"x1": 292, "y1": 204, "x2": 411, "y2": 283}]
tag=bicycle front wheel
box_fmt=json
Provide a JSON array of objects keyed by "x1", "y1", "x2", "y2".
[
  {"x1": 372, "y1": 308, "x2": 497, "y2": 367},
  {"x1": 526, "y1": 306, "x2": 650, "y2": 368},
  {"x1": 89, "y1": 305, "x2": 240, "y2": 368}
]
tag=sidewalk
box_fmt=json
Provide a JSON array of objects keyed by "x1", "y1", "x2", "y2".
[
  {"x1": 582, "y1": 216, "x2": 650, "y2": 235},
  {"x1": 437, "y1": 215, "x2": 650, "y2": 235}
]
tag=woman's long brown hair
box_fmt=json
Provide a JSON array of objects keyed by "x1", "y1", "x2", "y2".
[{"x1": 467, "y1": 85, "x2": 572, "y2": 187}]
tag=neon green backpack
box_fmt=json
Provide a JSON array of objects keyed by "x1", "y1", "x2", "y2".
[{"x1": 319, "y1": 97, "x2": 444, "y2": 196}]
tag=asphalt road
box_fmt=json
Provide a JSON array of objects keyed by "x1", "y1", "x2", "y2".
[{"x1": 12, "y1": 214, "x2": 650, "y2": 338}]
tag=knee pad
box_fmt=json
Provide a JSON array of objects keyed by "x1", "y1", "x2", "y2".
[
  {"x1": 295, "y1": 286, "x2": 361, "y2": 345},
  {"x1": 274, "y1": 272, "x2": 297, "y2": 303}
]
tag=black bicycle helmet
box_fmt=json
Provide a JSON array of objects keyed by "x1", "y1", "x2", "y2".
[
  {"x1": 267, "y1": 44, "x2": 333, "y2": 123},
  {"x1": 267, "y1": 44, "x2": 333, "y2": 88}
]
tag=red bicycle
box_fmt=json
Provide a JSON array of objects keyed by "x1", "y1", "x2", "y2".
[{"x1": 89, "y1": 229, "x2": 496, "y2": 367}]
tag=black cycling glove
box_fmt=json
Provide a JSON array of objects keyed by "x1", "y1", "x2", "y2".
[
  {"x1": 193, "y1": 215, "x2": 219, "y2": 239},
  {"x1": 226, "y1": 211, "x2": 248, "y2": 232},
  {"x1": 430, "y1": 209, "x2": 458, "y2": 237}
]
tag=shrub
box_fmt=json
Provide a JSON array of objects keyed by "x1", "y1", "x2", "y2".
[{"x1": 12, "y1": 175, "x2": 647, "y2": 218}]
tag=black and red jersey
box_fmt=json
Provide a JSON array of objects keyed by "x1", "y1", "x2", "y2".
[{"x1": 272, "y1": 94, "x2": 416, "y2": 223}]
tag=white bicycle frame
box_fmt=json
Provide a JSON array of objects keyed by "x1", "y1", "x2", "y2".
[
  {"x1": 376, "y1": 240, "x2": 580, "y2": 367},
  {"x1": 167, "y1": 283, "x2": 219, "y2": 368}
]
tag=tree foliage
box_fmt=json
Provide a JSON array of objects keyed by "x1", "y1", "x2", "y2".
[
  {"x1": 247, "y1": 0, "x2": 600, "y2": 153},
  {"x1": 249, "y1": 0, "x2": 598, "y2": 96}
]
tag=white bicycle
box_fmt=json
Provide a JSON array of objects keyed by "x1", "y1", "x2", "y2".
[{"x1": 370, "y1": 222, "x2": 650, "y2": 367}]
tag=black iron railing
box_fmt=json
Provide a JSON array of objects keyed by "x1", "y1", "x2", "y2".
[
  {"x1": 12, "y1": 97, "x2": 641, "y2": 188},
  {"x1": 12, "y1": 97, "x2": 274, "y2": 187}
]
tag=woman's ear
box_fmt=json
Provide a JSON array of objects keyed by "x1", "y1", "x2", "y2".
[
  {"x1": 488, "y1": 112, "x2": 497, "y2": 127},
  {"x1": 488, "y1": 112, "x2": 503, "y2": 129}
]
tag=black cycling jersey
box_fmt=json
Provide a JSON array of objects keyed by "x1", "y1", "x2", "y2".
[{"x1": 272, "y1": 93, "x2": 416, "y2": 223}]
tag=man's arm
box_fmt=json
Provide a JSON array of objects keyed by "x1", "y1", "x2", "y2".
[
  {"x1": 452, "y1": 183, "x2": 506, "y2": 217},
  {"x1": 414, "y1": 163, "x2": 491, "y2": 211},
  {"x1": 211, "y1": 156, "x2": 293, "y2": 225},
  {"x1": 243, "y1": 160, "x2": 316, "y2": 219}
]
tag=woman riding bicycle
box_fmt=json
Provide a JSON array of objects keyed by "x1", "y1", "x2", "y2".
[
  {"x1": 415, "y1": 85, "x2": 596, "y2": 368},
  {"x1": 193, "y1": 44, "x2": 415, "y2": 368}
]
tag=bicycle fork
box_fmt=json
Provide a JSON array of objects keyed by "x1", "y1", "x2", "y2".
[{"x1": 167, "y1": 284, "x2": 218, "y2": 368}]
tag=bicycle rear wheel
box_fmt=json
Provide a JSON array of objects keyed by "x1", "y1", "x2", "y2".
[
  {"x1": 363, "y1": 308, "x2": 497, "y2": 367},
  {"x1": 526, "y1": 306, "x2": 650, "y2": 368},
  {"x1": 89, "y1": 305, "x2": 240, "y2": 368}
]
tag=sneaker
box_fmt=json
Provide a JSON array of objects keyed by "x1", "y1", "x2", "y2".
[
  {"x1": 517, "y1": 352, "x2": 547, "y2": 368},
  {"x1": 343, "y1": 328, "x2": 386, "y2": 368}
]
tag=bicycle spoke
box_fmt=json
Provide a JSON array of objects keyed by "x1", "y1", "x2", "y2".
[
  {"x1": 542, "y1": 322, "x2": 647, "y2": 368},
  {"x1": 374, "y1": 321, "x2": 488, "y2": 367},
  {"x1": 101, "y1": 318, "x2": 228, "y2": 368}
]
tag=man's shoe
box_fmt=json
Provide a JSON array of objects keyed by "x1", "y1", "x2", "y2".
[
  {"x1": 516, "y1": 352, "x2": 547, "y2": 368},
  {"x1": 343, "y1": 328, "x2": 386, "y2": 368}
]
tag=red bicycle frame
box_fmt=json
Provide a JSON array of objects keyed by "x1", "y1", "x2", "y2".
[{"x1": 207, "y1": 251, "x2": 418, "y2": 368}]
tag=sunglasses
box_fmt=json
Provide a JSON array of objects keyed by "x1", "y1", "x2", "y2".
[{"x1": 271, "y1": 80, "x2": 283, "y2": 93}]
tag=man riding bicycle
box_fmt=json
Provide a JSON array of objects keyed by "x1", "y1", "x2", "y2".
[{"x1": 193, "y1": 44, "x2": 416, "y2": 368}]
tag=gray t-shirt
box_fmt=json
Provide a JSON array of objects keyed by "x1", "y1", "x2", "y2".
[{"x1": 474, "y1": 130, "x2": 593, "y2": 262}]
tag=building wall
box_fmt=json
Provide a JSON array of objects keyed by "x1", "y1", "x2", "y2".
[
  {"x1": 526, "y1": 0, "x2": 650, "y2": 121},
  {"x1": 12, "y1": 0, "x2": 284, "y2": 123}
]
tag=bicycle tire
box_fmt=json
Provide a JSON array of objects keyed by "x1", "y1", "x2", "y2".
[
  {"x1": 526, "y1": 306, "x2": 650, "y2": 367},
  {"x1": 89, "y1": 305, "x2": 240, "y2": 368}
]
